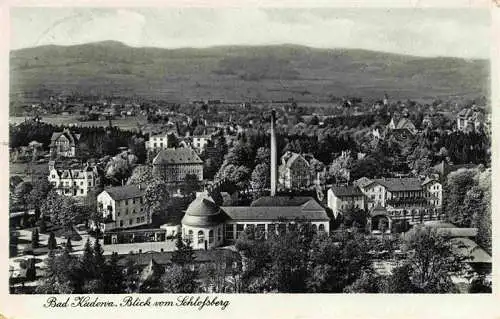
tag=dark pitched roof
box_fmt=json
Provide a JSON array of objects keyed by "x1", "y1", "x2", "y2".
[
  {"x1": 369, "y1": 178, "x2": 423, "y2": 192},
  {"x1": 330, "y1": 186, "x2": 363, "y2": 197},
  {"x1": 102, "y1": 184, "x2": 146, "y2": 201},
  {"x1": 221, "y1": 206, "x2": 329, "y2": 221},
  {"x1": 152, "y1": 148, "x2": 203, "y2": 165},
  {"x1": 182, "y1": 195, "x2": 224, "y2": 227},
  {"x1": 250, "y1": 196, "x2": 314, "y2": 207}
]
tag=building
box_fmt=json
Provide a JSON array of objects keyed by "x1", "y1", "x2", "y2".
[
  {"x1": 48, "y1": 161, "x2": 101, "y2": 197},
  {"x1": 358, "y1": 177, "x2": 444, "y2": 232},
  {"x1": 49, "y1": 128, "x2": 80, "y2": 158},
  {"x1": 422, "y1": 177, "x2": 443, "y2": 208},
  {"x1": 152, "y1": 147, "x2": 203, "y2": 183},
  {"x1": 387, "y1": 114, "x2": 416, "y2": 137},
  {"x1": 97, "y1": 184, "x2": 148, "y2": 232},
  {"x1": 191, "y1": 134, "x2": 213, "y2": 154},
  {"x1": 327, "y1": 186, "x2": 365, "y2": 218},
  {"x1": 456, "y1": 107, "x2": 485, "y2": 132},
  {"x1": 279, "y1": 151, "x2": 311, "y2": 190},
  {"x1": 178, "y1": 109, "x2": 330, "y2": 250},
  {"x1": 180, "y1": 192, "x2": 330, "y2": 250},
  {"x1": 145, "y1": 130, "x2": 178, "y2": 153}
]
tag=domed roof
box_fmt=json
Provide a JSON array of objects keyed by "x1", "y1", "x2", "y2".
[{"x1": 181, "y1": 195, "x2": 224, "y2": 227}]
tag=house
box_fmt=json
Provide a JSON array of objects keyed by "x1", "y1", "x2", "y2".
[
  {"x1": 48, "y1": 161, "x2": 101, "y2": 197},
  {"x1": 327, "y1": 186, "x2": 365, "y2": 218},
  {"x1": 191, "y1": 134, "x2": 214, "y2": 154},
  {"x1": 97, "y1": 184, "x2": 148, "y2": 232},
  {"x1": 152, "y1": 148, "x2": 203, "y2": 183},
  {"x1": 49, "y1": 128, "x2": 80, "y2": 158},
  {"x1": 278, "y1": 151, "x2": 311, "y2": 190},
  {"x1": 387, "y1": 114, "x2": 416, "y2": 137},
  {"x1": 422, "y1": 177, "x2": 443, "y2": 208},
  {"x1": 456, "y1": 107, "x2": 485, "y2": 132},
  {"x1": 145, "y1": 130, "x2": 179, "y2": 153}
]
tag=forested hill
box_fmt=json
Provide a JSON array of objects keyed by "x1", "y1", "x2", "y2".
[{"x1": 10, "y1": 41, "x2": 489, "y2": 102}]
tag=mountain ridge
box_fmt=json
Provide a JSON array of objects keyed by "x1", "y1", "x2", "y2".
[{"x1": 10, "y1": 41, "x2": 489, "y2": 102}]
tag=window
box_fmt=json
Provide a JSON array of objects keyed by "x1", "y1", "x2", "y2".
[
  {"x1": 198, "y1": 230, "x2": 204, "y2": 244},
  {"x1": 126, "y1": 200, "x2": 128, "y2": 206},
  {"x1": 236, "y1": 224, "x2": 244, "y2": 239},
  {"x1": 218, "y1": 228, "x2": 222, "y2": 242},
  {"x1": 225, "y1": 224, "x2": 234, "y2": 240},
  {"x1": 319, "y1": 224, "x2": 325, "y2": 232},
  {"x1": 125, "y1": 209, "x2": 128, "y2": 215},
  {"x1": 188, "y1": 230, "x2": 194, "y2": 243},
  {"x1": 88, "y1": 182, "x2": 92, "y2": 187},
  {"x1": 129, "y1": 219, "x2": 133, "y2": 225},
  {"x1": 80, "y1": 181, "x2": 84, "y2": 186},
  {"x1": 80, "y1": 189, "x2": 84, "y2": 194},
  {"x1": 133, "y1": 198, "x2": 136, "y2": 204},
  {"x1": 137, "y1": 217, "x2": 140, "y2": 223},
  {"x1": 311, "y1": 224, "x2": 318, "y2": 232},
  {"x1": 120, "y1": 220, "x2": 123, "y2": 227},
  {"x1": 267, "y1": 224, "x2": 275, "y2": 235},
  {"x1": 209, "y1": 230, "x2": 214, "y2": 243}
]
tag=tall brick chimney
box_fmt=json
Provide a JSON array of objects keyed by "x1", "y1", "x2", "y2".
[{"x1": 270, "y1": 109, "x2": 277, "y2": 196}]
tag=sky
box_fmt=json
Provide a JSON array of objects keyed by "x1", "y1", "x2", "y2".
[{"x1": 10, "y1": 8, "x2": 490, "y2": 59}]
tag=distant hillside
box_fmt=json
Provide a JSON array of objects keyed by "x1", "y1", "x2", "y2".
[{"x1": 10, "y1": 41, "x2": 489, "y2": 103}]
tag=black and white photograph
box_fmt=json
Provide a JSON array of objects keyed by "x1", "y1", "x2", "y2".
[{"x1": 6, "y1": 6, "x2": 493, "y2": 299}]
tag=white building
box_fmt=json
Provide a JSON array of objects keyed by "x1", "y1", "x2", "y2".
[
  {"x1": 327, "y1": 186, "x2": 366, "y2": 218},
  {"x1": 145, "y1": 131, "x2": 178, "y2": 152},
  {"x1": 191, "y1": 135, "x2": 212, "y2": 154},
  {"x1": 97, "y1": 184, "x2": 149, "y2": 232},
  {"x1": 48, "y1": 162, "x2": 100, "y2": 197}
]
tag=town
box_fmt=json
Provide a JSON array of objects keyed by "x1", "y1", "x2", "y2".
[{"x1": 9, "y1": 91, "x2": 492, "y2": 294}]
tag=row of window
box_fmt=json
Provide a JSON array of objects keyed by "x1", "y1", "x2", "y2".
[
  {"x1": 224, "y1": 223, "x2": 326, "y2": 240},
  {"x1": 116, "y1": 207, "x2": 143, "y2": 217},
  {"x1": 184, "y1": 228, "x2": 223, "y2": 244},
  {"x1": 118, "y1": 216, "x2": 146, "y2": 227},
  {"x1": 117, "y1": 197, "x2": 143, "y2": 206}
]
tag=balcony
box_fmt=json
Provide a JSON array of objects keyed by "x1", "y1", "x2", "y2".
[{"x1": 386, "y1": 197, "x2": 429, "y2": 207}]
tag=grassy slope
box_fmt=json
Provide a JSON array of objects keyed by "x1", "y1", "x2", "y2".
[{"x1": 10, "y1": 41, "x2": 489, "y2": 102}]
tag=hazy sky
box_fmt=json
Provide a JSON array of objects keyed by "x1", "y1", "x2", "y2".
[{"x1": 11, "y1": 8, "x2": 490, "y2": 58}]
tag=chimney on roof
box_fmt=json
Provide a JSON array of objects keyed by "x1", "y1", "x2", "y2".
[{"x1": 270, "y1": 109, "x2": 278, "y2": 197}]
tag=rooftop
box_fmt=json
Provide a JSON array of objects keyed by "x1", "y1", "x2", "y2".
[
  {"x1": 152, "y1": 148, "x2": 203, "y2": 165},
  {"x1": 102, "y1": 184, "x2": 146, "y2": 201},
  {"x1": 221, "y1": 206, "x2": 329, "y2": 221},
  {"x1": 330, "y1": 185, "x2": 364, "y2": 197}
]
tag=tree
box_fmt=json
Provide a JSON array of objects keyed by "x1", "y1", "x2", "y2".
[
  {"x1": 26, "y1": 179, "x2": 52, "y2": 212},
  {"x1": 127, "y1": 165, "x2": 153, "y2": 185},
  {"x1": 48, "y1": 232, "x2": 57, "y2": 250},
  {"x1": 31, "y1": 228, "x2": 40, "y2": 249},
  {"x1": 250, "y1": 163, "x2": 270, "y2": 192},
  {"x1": 10, "y1": 231, "x2": 18, "y2": 257},
  {"x1": 255, "y1": 147, "x2": 271, "y2": 165},
  {"x1": 444, "y1": 168, "x2": 478, "y2": 227},
  {"x1": 38, "y1": 218, "x2": 47, "y2": 233},
  {"x1": 102, "y1": 253, "x2": 125, "y2": 293},
  {"x1": 468, "y1": 276, "x2": 492, "y2": 293},
  {"x1": 93, "y1": 239, "x2": 106, "y2": 276},
  {"x1": 384, "y1": 263, "x2": 418, "y2": 293},
  {"x1": 65, "y1": 237, "x2": 73, "y2": 252},
  {"x1": 402, "y1": 225, "x2": 466, "y2": 293},
  {"x1": 181, "y1": 174, "x2": 201, "y2": 198},
  {"x1": 41, "y1": 191, "x2": 81, "y2": 230},
  {"x1": 24, "y1": 258, "x2": 37, "y2": 282},
  {"x1": 171, "y1": 233, "x2": 195, "y2": 266},
  {"x1": 161, "y1": 264, "x2": 198, "y2": 293},
  {"x1": 144, "y1": 178, "x2": 170, "y2": 223},
  {"x1": 81, "y1": 238, "x2": 95, "y2": 279},
  {"x1": 344, "y1": 271, "x2": 382, "y2": 293},
  {"x1": 13, "y1": 181, "x2": 33, "y2": 210}
]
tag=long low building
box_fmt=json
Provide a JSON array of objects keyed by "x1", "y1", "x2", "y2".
[{"x1": 181, "y1": 193, "x2": 330, "y2": 250}]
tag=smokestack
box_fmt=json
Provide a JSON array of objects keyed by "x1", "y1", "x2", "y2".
[{"x1": 270, "y1": 109, "x2": 277, "y2": 197}]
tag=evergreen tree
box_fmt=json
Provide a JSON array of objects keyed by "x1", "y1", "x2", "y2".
[
  {"x1": 65, "y1": 237, "x2": 73, "y2": 252},
  {"x1": 47, "y1": 232, "x2": 57, "y2": 250},
  {"x1": 171, "y1": 233, "x2": 195, "y2": 266},
  {"x1": 31, "y1": 228, "x2": 40, "y2": 249},
  {"x1": 81, "y1": 238, "x2": 95, "y2": 279},
  {"x1": 103, "y1": 252, "x2": 125, "y2": 293},
  {"x1": 93, "y1": 239, "x2": 106, "y2": 275},
  {"x1": 38, "y1": 218, "x2": 47, "y2": 233}
]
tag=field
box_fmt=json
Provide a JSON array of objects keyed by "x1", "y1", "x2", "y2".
[
  {"x1": 10, "y1": 41, "x2": 489, "y2": 105},
  {"x1": 10, "y1": 162, "x2": 48, "y2": 180}
]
